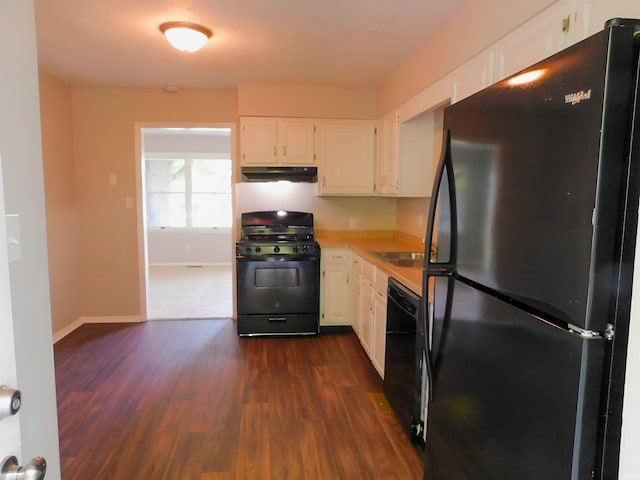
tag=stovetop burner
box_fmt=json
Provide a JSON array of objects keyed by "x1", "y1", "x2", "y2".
[
  {"x1": 239, "y1": 211, "x2": 315, "y2": 241},
  {"x1": 237, "y1": 210, "x2": 319, "y2": 257}
]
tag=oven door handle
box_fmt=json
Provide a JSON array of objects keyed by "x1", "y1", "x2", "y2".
[{"x1": 236, "y1": 255, "x2": 318, "y2": 262}]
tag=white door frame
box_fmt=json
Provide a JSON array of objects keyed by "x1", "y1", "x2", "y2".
[
  {"x1": 133, "y1": 122, "x2": 237, "y2": 320},
  {"x1": 0, "y1": 149, "x2": 21, "y2": 465}
]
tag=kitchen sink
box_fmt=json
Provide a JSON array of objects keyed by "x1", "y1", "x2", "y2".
[{"x1": 371, "y1": 251, "x2": 425, "y2": 268}]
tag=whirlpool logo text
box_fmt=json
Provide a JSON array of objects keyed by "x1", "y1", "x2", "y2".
[{"x1": 565, "y1": 89, "x2": 592, "y2": 105}]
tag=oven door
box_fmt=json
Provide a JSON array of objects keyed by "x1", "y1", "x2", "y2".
[{"x1": 236, "y1": 255, "x2": 320, "y2": 315}]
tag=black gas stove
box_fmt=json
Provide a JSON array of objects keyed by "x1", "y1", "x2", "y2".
[{"x1": 235, "y1": 211, "x2": 321, "y2": 336}]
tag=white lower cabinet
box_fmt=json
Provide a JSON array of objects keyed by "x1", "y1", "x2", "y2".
[
  {"x1": 357, "y1": 255, "x2": 388, "y2": 378},
  {"x1": 322, "y1": 248, "x2": 390, "y2": 378},
  {"x1": 372, "y1": 271, "x2": 388, "y2": 377},
  {"x1": 360, "y1": 275, "x2": 374, "y2": 358},
  {"x1": 350, "y1": 253, "x2": 364, "y2": 336},
  {"x1": 320, "y1": 248, "x2": 351, "y2": 326}
]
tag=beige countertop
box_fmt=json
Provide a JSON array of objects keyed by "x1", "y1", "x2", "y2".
[{"x1": 316, "y1": 230, "x2": 425, "y2": 296}]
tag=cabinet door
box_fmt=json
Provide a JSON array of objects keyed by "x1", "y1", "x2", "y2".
[
  {"x1": 240, "y1": 117, "x2": 277, "y2": 165},
  {"x1": 451, "y1": 51, "x2": 495, "y2": 104},
  {"x1": 317, "y1": 120, "x2": 376, "y2": 195},
  {"x1": 394, "y1": 110, "x2": 437, "y2": 197},
  {"x1": 351, "y1": 270, "x2": 362, "y2": 336},
  {"x1": 360, "y1": 281, "x2": 374, "y2": 357},
  {"x1": 375, "y1": 112, "x2": 399, "y2": 195},
  {"x1": 350, "y1": 254, "x2": 363, "y2": 336},
  {"x1": 494, "y1": 0, "x2": 574, "y2": 81},
  {"x1": 372, "y1": 288, "x2": 387, "y2": 378},
  {"x1": 375, "y1": 116, "x2": 388, "y2": 195},
  {"x1": 320, "y1": 249, "x2": 351, "y2": 326},
  {"x1": 278, "y1": 119, "x2": 316, "y2": 165}
]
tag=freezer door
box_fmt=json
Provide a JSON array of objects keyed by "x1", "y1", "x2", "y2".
[
  {"x1": 424, "y1": 277, "x2": 605, "y2": 480},
  {"x1": 441, "y1": 26, "x2": 640, "y2": 331}
]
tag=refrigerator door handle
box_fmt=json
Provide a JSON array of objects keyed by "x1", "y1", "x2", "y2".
[
  {"x1": 422, "y1": 270, "x2": 455, "y2": 402},
  {"x1": 425, "y1": 129, "x2": 457, "y2": 271}
]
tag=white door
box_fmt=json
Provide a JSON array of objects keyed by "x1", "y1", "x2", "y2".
[{"x1": 0, "y1": 151, "x2": 22, "y2": 460}]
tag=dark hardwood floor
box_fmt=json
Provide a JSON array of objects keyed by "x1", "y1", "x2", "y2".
[{"x1": 54, "y1": 319, "x2": 424, "y2": 479}]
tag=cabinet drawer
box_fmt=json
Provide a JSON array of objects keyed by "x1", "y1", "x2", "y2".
[{"x1": 323, "y1": 249, "x2": 350, "y2": 265}]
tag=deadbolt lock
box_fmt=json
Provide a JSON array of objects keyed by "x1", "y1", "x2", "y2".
[{"x1": 0, "y1": 387, "x2": 21, "y2": 420}]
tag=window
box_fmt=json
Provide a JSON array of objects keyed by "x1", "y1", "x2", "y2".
[{"x1": 145, "y1": 154, "x2": 232, "y2": 228}]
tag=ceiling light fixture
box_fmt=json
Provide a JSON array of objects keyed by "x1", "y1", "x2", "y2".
[{"x1": 159, "y1": 21, "x2": 212, "y2": 52}]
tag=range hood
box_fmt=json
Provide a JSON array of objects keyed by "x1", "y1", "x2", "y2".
[{"x1": 241, "y1": 166, "x2": 317, "y2": 183}]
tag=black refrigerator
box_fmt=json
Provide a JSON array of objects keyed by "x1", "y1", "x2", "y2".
[{"x1": 422, "y1": 19, "x2": 640, "y2": 479}]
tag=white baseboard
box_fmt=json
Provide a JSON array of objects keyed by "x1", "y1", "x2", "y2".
[
  {"x1": 52, "y1": 318, "x2": 85, "y2": 344},
  {"x1": 53, "y1": 315, "x2": 145, "y2": 343}
]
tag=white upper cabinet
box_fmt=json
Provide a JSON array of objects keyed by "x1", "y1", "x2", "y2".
[
  {"x1": 316, "y1": 120, "x2": 376, "y2": 195},
  {"x1": 375, "y1": 111, "x2": 399, "y2": 195},
  {"x1": 395, "y1": 110, "x2": 438, "y2": 197},
  {"x1": 240, "y1": 117, "x2": 315, "y2": 166},
  {"x1": 375, "y1": 108, "x2": 439, "y2": 198},
  {"x1": 580, "y1": 0, "x2": 640, "y2": 37},
  {"x1": 451, "y1": 51, "x2": 495, "y2": 104},
  {"x1": 320, "y1": 248, "x2": 351, "y2": 327},
  {"x1": 278, "y1": 119, "x2": 316, "y2": 165},
  {"x1": 493, "y1": 0, "x2": 577, "y2": 82}
]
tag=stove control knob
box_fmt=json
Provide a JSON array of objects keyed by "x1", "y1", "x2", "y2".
[
  {"x1": 292, "y1": 246, "x2": 299, "y2": 253},
  {"x1": 255, "y1": 247, "x2": 261, "y2": 253},
  {"x1": 245, "y1": 246, "x2": 252, "y2": 254},
  {"x1": 302, "y1": 245, "x2": 309, "y2": 253},
  {"x1": 273, "y1": 246, "x2": 280, "y2": 253}
]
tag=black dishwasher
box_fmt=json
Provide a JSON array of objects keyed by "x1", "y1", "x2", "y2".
[{"x1": 383, "y1": 277, "x2": 425, "y2": 444}]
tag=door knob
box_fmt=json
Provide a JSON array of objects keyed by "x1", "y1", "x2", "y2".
[
  {"x1": 0, "y1": 387, "x2": 21, "y2": 419},
  {"x1": 0, "y1": 456, "x2": 46, "y2": 480}
]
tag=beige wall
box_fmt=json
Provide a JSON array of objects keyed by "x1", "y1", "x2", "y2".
[
  {"x1": 71, "y1": 87, "x2": 236, "y2": 318},
  {"x1": 39, "y1": 72, "x2": 80, "y2": 334},
  {"x1": 237, "y1": 83, "x2": 377, "y2": 119}
]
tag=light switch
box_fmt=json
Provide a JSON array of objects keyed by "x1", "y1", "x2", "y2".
[
  {"x1": 5, "y1": 214, "x2": 21, "y2": 262},
  {"x1": 125, "y1": 197, "x2": 134, "y2": 209},
  {"x1": 109, "y1": 174, "x2": 117, "y2": 186}
]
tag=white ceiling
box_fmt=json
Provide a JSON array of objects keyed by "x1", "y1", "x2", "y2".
[{"x1": 34, "y1": 0, "x2": 469, "y2": 89}]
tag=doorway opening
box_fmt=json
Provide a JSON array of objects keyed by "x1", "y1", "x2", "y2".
[{"x1": 138, "y1": 125, "x2": 234, "y2": 319}]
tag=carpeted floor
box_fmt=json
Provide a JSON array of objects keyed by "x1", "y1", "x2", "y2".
[{"x1": 147, "y1": 265, "x2": 233, "y2": 319}]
